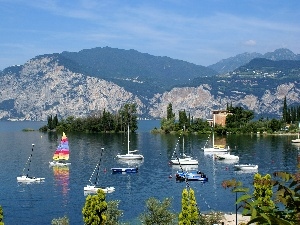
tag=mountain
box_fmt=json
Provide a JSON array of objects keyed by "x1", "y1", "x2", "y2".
[
  {"x1": 209, "y1": 48, "x2": 300, "y2": 74},
  {"x1": 0, "y1": 47, "x2": 300, "y2": 121}
]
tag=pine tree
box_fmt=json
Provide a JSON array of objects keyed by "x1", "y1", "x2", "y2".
[{"x1": 82, "y1": 189, "x2": 107, "y2": 225}]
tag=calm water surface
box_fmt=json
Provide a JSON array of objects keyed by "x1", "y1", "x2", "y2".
[{"x1": 0, "y1": 121, "x2": 299, "y2": 224}]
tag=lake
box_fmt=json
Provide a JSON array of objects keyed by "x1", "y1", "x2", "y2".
[{"x1": 0, "y1": 120, "x2": 299, "y2": 224}]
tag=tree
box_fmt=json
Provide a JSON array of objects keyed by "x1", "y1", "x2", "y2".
[
  {"x1": 51, "y1": 216, "x2": 69, "y2": 225},
  {"x1": 282, "y1": 96, "x2": 288, "y2": 123},
  {"x1": 0, "y1": 205, "x2": 4, "y2": 225},
  {"x1": 139, "y1": 197, "x2": 176, "y2": 225},
  {"x1": 82, "y1": 190, "x2": 107, "y2": 225},
  {"x1": 223, "y1": 171, "x2": 300, "y2": 225},
  {"x1": 105, "y1": 200, "x2": 123, "y2": 225},
  {"x1": 167, "y1": 103, "x2": 175, "y2": 120},
  {"x1": 179, "y1": 188, "x2": 199, "y2": 225}
]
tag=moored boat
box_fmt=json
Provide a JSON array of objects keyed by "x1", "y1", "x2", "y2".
[
  {"x1": 111, "y1": 167, "x2": 138, "y2": 173},
  {"x1": 234, "y1": 164, "x2": 258, "y2": 170},
  {"x1": 49, "y1": 132, "x2": 70, "y2": 166},
  {"x1": 175, "y1": 170, "x2": 208, "y2": 182}
]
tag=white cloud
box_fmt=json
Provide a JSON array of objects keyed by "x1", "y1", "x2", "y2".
[{"x1": 244, "y1": 40, "x2": 257, "y2": 46}]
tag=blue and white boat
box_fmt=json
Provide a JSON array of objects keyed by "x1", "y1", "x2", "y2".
[
  {"x1": 175, "y1": 170, "x2": 208, "y2": 182},
  {"x1": 111, "y1": 167, "x2": 138, "y2": 173}
]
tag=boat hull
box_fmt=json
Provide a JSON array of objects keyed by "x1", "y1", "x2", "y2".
[
  {"x1": 116, "y1": 154, "x2": 144, "y2": 160},
  {"x1": 170, "y1": 159, "x2": 198, "y2": 165},
  {"x1": 111, "y1": 167, "x2": 138, "y2": 173},
  {"x1": 234, "y1": 164, "x2": 258, "y2": 170},
  {"x1": 175, "y1": 171, "x2": 208, "y2": 182},
  {"x1": 49, "y1": 161, "x2": 71, "y2": 166},
  {"x1": 215, "y1": 153, "x2": 239, "y2": 160},
  {"x1": 83, "y1": 185, "x2": 115, "y2": 193},
  {"x1": 17, "y1": 175, "x2": 45, "y2": 182}
]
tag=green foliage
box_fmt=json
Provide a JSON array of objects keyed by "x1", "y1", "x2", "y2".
[
  {"x1": 179, "y1": 188, "x2": 199, "y2": 225},
  {"x1": 0, "y1": 205, "x2": 4, "y2": 225},
  {"x1": 223, "y1": 170, "x2": 300, "y2": 225},
  {"x1": 51, "y1": 215, "x2": 69, "y2": 225},
  {"x1": 82, "y1": 190, "x2": 108, "y2": 225},
  {"x1": 105, "y1": 200, "x2": 123, "y2": 225},
  {"x1": 44, "y1": 103, "x2": 138, "y2": 133},
  {"x1": 167, "y1": 103, "x2": 175, "y2": 120},
  {"x1": 139, "y1": 197, "x2": 176, "y2": 225}
]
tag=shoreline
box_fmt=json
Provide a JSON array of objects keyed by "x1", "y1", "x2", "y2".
[{"x1": 220, "y1": 213, "x2": 250, "y2": 225}]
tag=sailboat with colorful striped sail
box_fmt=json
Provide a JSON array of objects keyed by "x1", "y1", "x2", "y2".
[{"x1": 49, "y1": 132, "x2": 71, "y2": 166}]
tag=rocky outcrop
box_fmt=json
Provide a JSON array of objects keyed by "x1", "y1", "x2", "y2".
[{"x1": 0, "y1": 55, "x2": 299, "y2": 121}]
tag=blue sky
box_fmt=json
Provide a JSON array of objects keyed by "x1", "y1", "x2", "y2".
[{"x1": 0, "y1": 0, "x2": 299, "y2": 70}]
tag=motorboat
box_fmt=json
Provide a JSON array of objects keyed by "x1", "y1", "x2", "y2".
[
  {"x1": 214, "y1": 152, "x2": 239, "y2": 160},
  {"x1": 116, "y1": 125, "x2": 144, "y2": 160},
  {"x1": 234, "y1": 164, "x2": 258, "y2": 170},
  {"x1": 111, "y1": 167, "x2": 138, "y2": 173},
  {"x1": 175, "y1": 170, "x2": 208, "y2": 182}
]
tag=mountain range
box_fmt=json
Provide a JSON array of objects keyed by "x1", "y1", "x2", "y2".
[{"x1": 0, "y1": 47, "x2": 299, "y2": 121}]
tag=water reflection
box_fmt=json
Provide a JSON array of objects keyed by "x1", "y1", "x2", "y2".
[{"x1": 52, "y1": 166, "x2": 70, "y2": 196}]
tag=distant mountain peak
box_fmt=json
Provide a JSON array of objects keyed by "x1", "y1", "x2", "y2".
[{"x1": 208, "y1": 48, "x2": 300, "y2": 74}]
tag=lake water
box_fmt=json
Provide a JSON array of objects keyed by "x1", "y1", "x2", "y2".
[{"x1": 0, "y1": 121, "x2": 299, "y2": 224}]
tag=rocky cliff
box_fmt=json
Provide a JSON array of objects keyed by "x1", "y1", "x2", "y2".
[{"x1": 0, "y1": 49, "x2": 299, "y2": 121}]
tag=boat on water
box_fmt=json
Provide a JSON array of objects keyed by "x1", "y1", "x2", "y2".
[
  {"x1": 116, "y1": 125, "x2": 144, "y2": 160},
  {"x1": 17, "y1": 144, "x2": 45, "y2": 183},
  {"x1": 202, "y1": 133, "x2": 229, "y2": 153},
  {"x1": 169, "y1": 136, "x2": 198, "y2": 165},
  {"x1": 175, "y1": 170, "x2": 208, "y2": 182},
  {"x1": 84, "y1": 148, "x2": 115, "y2": 194},
  {"x1": 234, "y1": 164, "x2": 258, "y2": 171},
  {"x1": 291, "y1": 130, "x2": 300, "y2": 143},
  {"x1": 111, "y1": 167, "x2": 138, "y2": 173},
  {"x1": 49, "y1": 132, "x2": 70, "y2": 166},
  {"x1": 214, "y1": 152, "x2": 239, "y2": 160}
]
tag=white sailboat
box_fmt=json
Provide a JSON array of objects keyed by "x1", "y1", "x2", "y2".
[
  {"x1": 170, "y1": 136, "x2": 198, "y2": 165},
  {"x1": 202, "y1": 133, "x2": 229, "y2": 153},
  {"x1": 292, "y1": 123, "x2": 300, "y2": 143},
  {"x1": 17, "y1": 144, "x2": 45, "y2": 183},
  {"x1": 116, "y1": 125, "x2": 144, "y2": 160},
  {"x1": 84, "y1": 148, "x2": 115, "y2": 194}
]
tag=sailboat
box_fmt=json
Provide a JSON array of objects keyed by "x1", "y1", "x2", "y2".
[
  {"x1": 49, "y1": 132, "x2": 70, "y2": 166},
  {"x1": 202, "y1": 133, "x2": 229, "y2": 153},
  {"x1": 116, "y1": 124, "x2": 144, "y2": 160},
  {"x1": 84, "y1": 148, "x2": 115, "y2": 194},
  {"x1": 292, "y1": 123, "x2": 300, "y2": 143},
  {"x1": 169, "y1": 136, "x2": 198, "y2": 165},
  {"x1": 17, "y1": 144, "x2": 45, "y2": 182}
]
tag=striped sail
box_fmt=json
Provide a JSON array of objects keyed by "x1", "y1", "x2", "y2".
[{"x1": 53, "y1": 132, "x2": 69, "y2": 161}]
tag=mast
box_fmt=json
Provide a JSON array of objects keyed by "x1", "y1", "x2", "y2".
[{"x1": 128, "y1": 124, "x2": 130, "y2": 154}]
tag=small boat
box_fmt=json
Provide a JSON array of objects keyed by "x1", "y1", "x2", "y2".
[
  {"x1": 84, "y1": 148, "x2": 115, "y2": 194},
  {"x1": 234, "y1": 164, "x2": 258, "y2": 170},
  {"x1": 49, "y1": 132, "x2": 70, "y2": 166},
  {"x1": 202, "y1": 133, "x2": 229, "y2": 153},
  {"x1": 214, "y1": 152, "x2": 239, "y2": 160},
  {"x1": 175, "y1": 170, "x2": 208, "y2": 182},
  {"x1": 170, "y1": 136, "x2": 198, "y2": 165},
  {"x1": 116, "y1": 125, "x2": 144, "y2": 160},
  {"x1": 17, "y1": 144, "x2": 45, "y2": 183},
  {"x1": 292, "y1": 131, "x2": 300, "y2": 143},
  {"x1": 111, "y1": 167, "x2": 138, "y2": 173}
]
